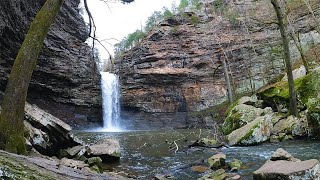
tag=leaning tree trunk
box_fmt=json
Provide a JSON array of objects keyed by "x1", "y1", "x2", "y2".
[
  {"x1": 271, "y1": 0, "x2": 298, "y2": 116},
  {"x1": 0, "y1": 0, "x2": 64, "y2": 154}
]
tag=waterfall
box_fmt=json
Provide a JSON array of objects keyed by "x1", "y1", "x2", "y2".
[{"x1": 101, "y1": 72, "x2": 121, "y2": 131}]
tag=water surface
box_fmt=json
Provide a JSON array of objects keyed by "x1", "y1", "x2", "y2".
[{"x1": 74, "y1": 129, "x2": 320, "y2": 179}]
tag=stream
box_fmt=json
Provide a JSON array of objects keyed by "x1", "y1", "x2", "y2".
[{"x1": 74, "y1": 129, "x2": 320, "y2": 179}]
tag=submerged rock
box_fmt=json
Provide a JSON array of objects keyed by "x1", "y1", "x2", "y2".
[{"x1": 87, "y1": 138, "x2": 121, "y2": 162}]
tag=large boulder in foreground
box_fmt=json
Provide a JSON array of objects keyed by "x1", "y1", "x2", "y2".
[
  {"x1": 0, "y1": 150, "x2": 127, "y2": 180},
  {"x1": 86, "y1": 138, "x2": 121, "y2": 163},
  {"x1": 253, "y1": 160, "x2": 320, "y2": 180},
  {"x1": 24, "y1": 103, "x2": 81, "y2": 155},
  {"x1": 253, "y1": 148, "x2": 320, "y2": 179}
]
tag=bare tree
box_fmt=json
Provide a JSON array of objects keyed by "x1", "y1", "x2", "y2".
[{"x1": 271, "y1": 0, "x2": 298, "y2": 116}]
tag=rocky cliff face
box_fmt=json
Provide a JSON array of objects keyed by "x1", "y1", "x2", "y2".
[
  {"x1": 114, "y1": 0, "x2": 320, "y2": 128},
  {"x1": 0, "y1": 0, "x2": 101, "y2": 125}
]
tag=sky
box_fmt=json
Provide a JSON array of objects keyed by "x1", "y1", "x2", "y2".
[{"x1": 85, "y1": 0, "x2": 176, "y2": 62}]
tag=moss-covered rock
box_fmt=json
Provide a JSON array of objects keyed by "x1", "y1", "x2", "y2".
[
  {"x1": 259, "y1": 71, "x2": 320, "y2": 138},
  {"x1": 228, "y1": 159, "x2": 242, "y2": 172},
  {"x1": 222, "y1": 104, "x2": 272, "y2": 135},
  {"x1": 199, "y1": 138, "x2": 218, "y2": 146},
  {"x1": 227, "y1": 114, "x2": 273, "y2": 146},
  {"x1": 198, "y1": 169, "x2": 226, "y2": 180},
  {"x1": 208, "y1": 153, "x2": 226, "y2": 169}
]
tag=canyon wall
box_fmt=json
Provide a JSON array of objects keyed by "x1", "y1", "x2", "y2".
[
  {"x1": 114, "y1": 0, "x2": 320, "y2": 128},
  {"x1": 0, "y1": 0, "x2": 101, "y2": 125}
]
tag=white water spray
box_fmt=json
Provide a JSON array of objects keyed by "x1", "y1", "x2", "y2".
[{"x1": 100, "y1": 72, "x2": 121, "y2": 132}]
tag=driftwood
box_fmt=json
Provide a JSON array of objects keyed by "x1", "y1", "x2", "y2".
[{"x1": 188, "y1": 140, "x2": 230, "y2": 149}]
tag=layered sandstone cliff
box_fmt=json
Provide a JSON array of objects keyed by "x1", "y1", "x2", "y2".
[
  {"x1": 0, "y1": 0, "x2": 101, "y2": 125},
  {"x1": 114, "y1": 0, "x2": 320, "y2": 128}
]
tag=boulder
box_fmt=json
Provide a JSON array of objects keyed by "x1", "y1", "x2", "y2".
[
  {"x1": 24, "y1": 103, "x2": 81, "y2": 155},
  {"x1": 208, "y1": 153, "x2": 226, "y2": 169},
  {"x1": 272, "y1": 113, "x2": 308, "y2": 137},
  {"x1": 198, "y1": 169, "x2": 226, "y2": 180},
  {"x1": 269, "y1": 135, "x2": 279, "y2": 143},
  {"x1": 259, "y1": 71, "x2": 320, "y2": 138},
  {"x1": 24, "y1": 121, "x2": 50, "y2": 152},
  {"x1": 270, "y1": 148, "x2": 300, "y2": 162},
  {"x1": 227, "y1": 114, "x2": 273, "y2": 146},
  {"x1": 199, "y1": 138, "x2": 218, "y2": 146},
  {"x1": 281, "y1": 65, "x2": 306, "y2": 81},
  {"x1": 253, "y1": 159, "x2": 320, "y2": 180},
  {"x1": 87, "y1": 138, "x2": 121, "y2": 162},
  {"x1": 222, "y1": 103, "x2": 272, "y2": 135},
  {"x1": 228, "y1": 159, "x2": 242, "y2": 172},
  {"x1": 237, "y1": 95, "x2": 258, "y2": 106}
]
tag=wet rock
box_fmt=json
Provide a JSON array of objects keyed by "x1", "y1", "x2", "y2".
[
  {"x1": 228, "y1": 159, "x2": 242, "y2": 172},
  {"x1": 87, "y1": 138, "x2": 121, "y2": 162},
  {"x1": 154, "y1": 174, "x2": 175, "y2": 180},
  {"x1": 227, "y1": 174, "x2": 241, "y2": 180},
  {"x1": 270, "y1": 148, "x2": 300, "y2": 162},
  {"x1": 191, "y1": 165, "x2": 209, "y2": 173},
  {"x1": 198, "y1": 169, "x2": 226, "y2": 180},
  {"x1": 199, "y1": 138, "x2": 218, "y2": 146},
  {"x1": 208, "y1": 153, "x2": 226, "y2": 169},
  {"x1": 24, "y1": 103, "x2": 81, "y2": 155},
  {"x1": 227, "y1": 114, "x2": 273, "y2": 146},
  {"x1": 0, "y1": 150, "x2": 127, "y2": 179},
  {"x1": 253, "y1": 159, "x2": 320, "y2": 180},
  {"x1": 269, "y1": 135, "x2": 280, "y2": 143}
]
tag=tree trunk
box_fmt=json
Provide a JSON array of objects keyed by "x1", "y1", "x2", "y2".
[
  {"x1": 221, "y1": 56, "x2": 234, "y2": 104},
  {"x1": 271, "y1": 0, "x2": 298, "y2": 116},
  {"x1": 0, "y1": 0, "x2": 64, "y2": 154}
]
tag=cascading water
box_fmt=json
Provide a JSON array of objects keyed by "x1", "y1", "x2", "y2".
[{"x1": 100, "y1": 72, "x2": 122, "y2": 131}]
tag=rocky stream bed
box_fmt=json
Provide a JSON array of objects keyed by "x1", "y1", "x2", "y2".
[{"x1": 74, "y1": 129, "x2": 320, "y2": 179}]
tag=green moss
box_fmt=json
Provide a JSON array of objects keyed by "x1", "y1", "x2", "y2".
[
  {"x1": 0, "y1": 154, "x2": 55, "y2": 179},
  {"x1": 5, "y1": 134, "x2": 26, "y2": 155},
  {"x1": 225, "y1": 99, "x2": 240, "y2": 116},
  {"x1": 222, "y1": 112, "x2": 242, "y2": 135},
  {"x1": 238, "y1": 123, "x2": 259, "y2": 144}
]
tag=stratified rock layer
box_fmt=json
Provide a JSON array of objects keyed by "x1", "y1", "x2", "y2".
[
  {"x1": 114, "y1": 0, "x2": 320, "y2": 128},
  {"x1": 0, "y1": 0, "x2": 101, "y2": 125}
]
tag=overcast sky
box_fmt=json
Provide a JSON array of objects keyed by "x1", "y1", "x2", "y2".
[{"x1": 85, "y1": 0, "x2": 176, "y2": 61}]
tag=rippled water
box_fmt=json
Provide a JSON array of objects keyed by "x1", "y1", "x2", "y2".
[{"x1": 74, "y1": 129, "x2": 320, "y2": 179}]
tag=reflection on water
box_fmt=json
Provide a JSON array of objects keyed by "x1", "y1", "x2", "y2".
[{"x1": 74, "y1": 129, "x2": 320, "y2": 179}]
